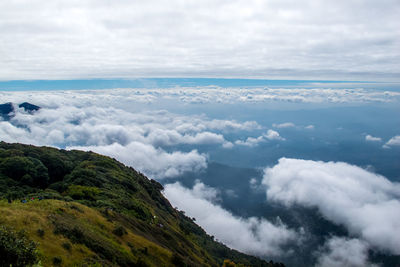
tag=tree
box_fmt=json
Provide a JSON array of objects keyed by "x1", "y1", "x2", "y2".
[{"x1": 0, "y1": 226, "x2": 39, "y2": 267}]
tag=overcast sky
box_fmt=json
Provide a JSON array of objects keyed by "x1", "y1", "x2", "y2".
[{"x1": 1, "y1": 0, "x2": 399, "y2": 81}]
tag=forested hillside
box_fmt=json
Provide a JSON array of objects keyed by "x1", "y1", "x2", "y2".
[{"x1": 0, "y1": 142, "x2": 284, "y2": 267}]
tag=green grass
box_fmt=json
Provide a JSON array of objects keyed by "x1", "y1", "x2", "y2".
[{"x1": 0, "y1": 199, "x2": 174, "y2": 266}]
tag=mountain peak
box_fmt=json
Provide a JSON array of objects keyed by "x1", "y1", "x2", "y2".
[
  {"x1": 18, "y1": 102, "x2": 41, "y2": 113},
  {"x1": 0, "y1": 102, "x2": 41, "y2": 120}
]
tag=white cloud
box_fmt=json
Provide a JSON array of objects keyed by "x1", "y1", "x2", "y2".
[
  {"x1": 273, "y1": 122, "x2": 317, "y2": 131},
  {"x1": 315, "y1": 237, "x2": 377, "y2": 267},
  {"x1": 365, "y1": 134, "x2": 382, "y2": 142},
  {"x1": 249, "y1": 177, "x2": 264, "y2": 193},
  {"x1": 204, "y1": 119, "x2": 261, "y2": 132},
  {"x1": 273, "y1": 122, "x2": 295, "y2": 128},
  {"x1": 191, "y1": 180, "x2": 221, "y2": 203},
  {"x1": 146, "y1": 130, "x2": 226, "y2": 147},
  {"x1": 222, "y1": 141, "x2": 234, "y2": 149},
  {"x1": 262, "y1": 158, "x2": 400, "y2": 254},
  {"x1": 163, "y1": 181, "x2": 300, "y2": 257},
  {"x1": 249, "y1": 178, "x2": 258, "y2": 189},
  {"x1": 224, "y1": 189, "x2": 238, "y2": 198},
  {"x1": 0, "y1": 1, "x2": 399, "y2": 80},
  {"x1": 69, "y1": 142, "x2": 207, "y2": 179},
  {"x1": 264, "y1": 129, "x2": 284, "y2": 140},
  {"x1": 235, "y1": 130, "x2": 284, "y2": 147},
  {"x1": 235, "y1": 135, "x2": 265, "y2": 147},
  {"x1": 383, "y1": 135, "x2": 400, "y2": 148}
]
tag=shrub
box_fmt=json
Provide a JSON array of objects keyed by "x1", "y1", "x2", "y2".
[
  {"x1": 171, "y1": 253, "x2": 186, "y2": 267},
  {"x1": 136, "y1": 258, "x2": 150, "y2": 267},
  {"x1": 0, "y1": 226, "x2": 39, "y2": 267},
  {"x1": 53, "y1": 256, "x2": 62, "y2": 265},
  {"x1": 119, "y1": 199, "x2": 151, "y2": 221},
  {"x1": 65, "y1": 185, "x2": 100, "y2": 201},
  {"x1": 40, "y1": 189, "x2": 64, "y2": 200},
  {"x1": 62, "y1": 242, "x2": 72, "y2": 251},
  {"x1": 67, "y1": 167, "x2": 99, "y2": 187},
  {"x1": 69, "y1": 204, "x2": 84, "y2": 213},
  {"x1": 0, "y1": 156, "x2": 35, "y2": 180},
  {"x1": 37, "y1": 228, "x2": 45, "y2": 238},
  {"x1": 0, "y1": 156, "x2": 49, "y2": 188},
  {"x1": 140, "y1": 247, "x2": 148, "y2": 255},
  {"x1": 127, "y1": 242, "x2": 137, "y2": 254},
  {"x1": 222, "y1": 259, "x2": 236, "y2": 267},
  {"x1": 112, "y1": 225, "x2": 127, "y2": 237}
]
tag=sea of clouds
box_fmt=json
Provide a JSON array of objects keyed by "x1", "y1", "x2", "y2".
[
  {"x1": 164, "y1": 181, "x2": 301, "y2": 257},
  {"x1": 1, "y1": 87, "x2": 400, "y2": 264},
  {"x1": 262, "y1": 158, "x2": 400, "y2": 254},
  {"x1": 0, "y1": 102, "x2": 261, "y2": 178},
  {"x1": 2, "y1": 86, "x2": 400, "y2": 105},
  {"x1": 163, "y1": 157, "x2": 400, "y2": 264}
]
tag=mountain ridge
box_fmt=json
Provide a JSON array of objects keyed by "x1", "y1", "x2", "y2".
[
  {"x1": 0, "y1": 141, "x2": 284, "y2": 266},
  {"x1": 0, "y1": 102, "x2": 41, "y2": 120}
]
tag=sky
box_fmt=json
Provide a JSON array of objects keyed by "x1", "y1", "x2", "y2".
[{"x1": 1, "y1": 0, "x2": 400, "y2": 81}]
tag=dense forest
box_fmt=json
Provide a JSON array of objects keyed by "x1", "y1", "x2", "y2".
[{"x1": 0, "y1": 142, "x2": 284, "y2": 267}]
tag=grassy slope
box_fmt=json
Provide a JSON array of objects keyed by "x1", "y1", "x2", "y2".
[
  {"x1": 0, "y1": 199, "x2": 172, "y2": 266},
  {"x1": 0, "y1": 142, "x2": 283, "y2": 267}
]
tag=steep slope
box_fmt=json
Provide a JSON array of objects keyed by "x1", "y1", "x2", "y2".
[{"x1": 0, "y1": 142, "x2": 284, "y2": 267}]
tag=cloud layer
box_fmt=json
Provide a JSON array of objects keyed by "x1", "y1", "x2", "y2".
[
  {"x1": 272, "y1": 122, "x2": 295, "y2": 128},
  {"x1": 163, "y1": 181, "x2": 299, "y2": 257},
  {"x1": 262, "y1": 158, "x2": 400, "y2": 254},
  {"x1": 2, "y1": 87, "x2": 399, "y2": 105},
  {"x1": 365, "y1": 134, "x2": 382, "y2": 142},
  {"x1": 315, "y1": 237, "x2": 377, "y2": 267},
  {"x1": 70, "y1": 142, "x2": 207, "y2": 178},
  {"x1": 235, "y1": 130, "x2": 284, "y2": 147},
  {"x1": 0, "y1": 91, "x2": 267, "y2": 178},
  {"x1": 1, "y1": 1, "x2": 400, "y2": 80},
  {"x1": 383, "y1": 135, "x2": 400, "y2": 148}
]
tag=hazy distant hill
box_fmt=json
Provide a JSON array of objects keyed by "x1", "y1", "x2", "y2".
[
  {"x1": 19, "y1": 102, "x2": 41, "y2": 113},
  {"x1": 0, "y1": 102, "x2": 14, "y2": 120},
  {"x1": 0, "y1": 142, "x2": 283, "y2": 267},
  {"x1": 0, "y1": 102, "x2": 40, "y2": 120}
]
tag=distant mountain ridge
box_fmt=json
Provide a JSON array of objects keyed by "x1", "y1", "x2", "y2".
[
  {"x1": 0, "y1": 102, "x2": 40, "y2": 120},
  {"x1": 0, "y1": 142, "x2": 284, "y2": 267}
]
